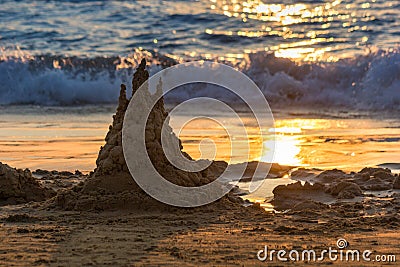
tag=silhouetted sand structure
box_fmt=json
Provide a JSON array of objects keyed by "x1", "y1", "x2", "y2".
[
  {"x1": 54, "y1": 59, "x2": 233, "y2": 211},
  {"x1": 0, "y1": 162, "x2": 55, "y2": 205}
]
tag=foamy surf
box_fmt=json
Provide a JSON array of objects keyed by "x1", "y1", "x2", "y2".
[{"x1": 0, "y1": 48, "x2": 399, "y2": 111}]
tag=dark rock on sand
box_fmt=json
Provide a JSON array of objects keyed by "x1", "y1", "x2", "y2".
[
  {"x1": 238, "y1": 161, "x2": 292, "y2": 181},
  {"x1": 0, "y1": 162, "x2": 55, "y2": 205},
  {"x1": 33, "y1": 169, "x2": 51, "y2": 176},
  {"x1": 272, "y1": 167, "x2": 399, "y2": 213},
  {"x1": 292, "y1": 200, "x2": 329, "y2": 211},
  {"x1": 325, "y1": 181, "x2": 363, "y2": 199},
  {"x1": 359, "y1": 167, "x2": 391, "y2": 175},
  {"x1": 290, "y1": 168, "x2": 320, "y2": 180},
  {"x1": 372, "y1": 170, "x2": 394, "y2": 180},
  {"x1": 350, "y1": 167, "x2": 396, "y2": 191},
  {"x1": 314, "y1": 169, "x2": 347, "y2": 183},
  {"x1": 273, "y1": 181, "x2": 324, "y2": 195},
  {"x1": 361, "y1": 178, "x2": 393, "y2": 191},
  {"x1": 353, "y1": 172, "x2": 371, "y2": 181},
  {"x1": 393, "y1": 176, "x2": 400, "y2": 189},
  {"x1": 271, "y1": 181, "x2": 331, "y2": 210}
]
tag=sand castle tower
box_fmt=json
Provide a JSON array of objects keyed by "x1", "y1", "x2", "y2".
[
  {"x1": 94, "y1": 58, "x2": 225, "y2": 185},
  {"x1": 56, "y1": 59, "x2": 227, "y2": 210}
]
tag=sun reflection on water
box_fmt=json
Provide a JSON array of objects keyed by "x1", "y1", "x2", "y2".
[
  {"x1": 175, "y1": 117, "x2": 346, "y2": 166},
  {"x1": 259, "y1": 118, "x2": 338, "y2": 166},
  {"x1": 208, "y1": 0, "x2": 374, "y2": 62},
  {"x1": 174, "y1": 115, "x2": 400, "y2": 171},
  {"x1": 262, "y1": 136, "x2": 302, "y2": 166}
]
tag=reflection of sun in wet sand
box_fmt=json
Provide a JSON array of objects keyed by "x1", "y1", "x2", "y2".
[
  {"x1": 174, "y1": 115, "x2": 305, "y2": 166},
  {"x1": 267, "y1": 124, "x2": 303, "y2": 166},
  {"x1": 1, "y1": 111, "x2": 399, "y2": 172},
  {"x1": 177, "y1": 116, "x2": 400, "y2": 170},
  {"x1": 259, "y1": 119, "x2": 326, "y2": 166},
  {"x1": 262, "y1": 136, "x2": 302, "y2": 166}
]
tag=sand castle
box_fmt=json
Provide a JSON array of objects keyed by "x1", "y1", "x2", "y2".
[
  {"x1": 2, "y1": 59, "x2": 399, "y2": 213},
  {"x1": 55, "y1": 59, "x2": 229, "y2": 211}
]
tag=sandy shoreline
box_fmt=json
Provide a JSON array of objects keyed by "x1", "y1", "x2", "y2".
[
  {"x1": 0, "y1": 60, "x2": 399, "y2": 266},
  {"x1": 0, "y1": 161, "x2": 399, "y2": 266},
  {"x1": 1, "y1": 145, "x2": 399, "y2": 266},
  {"x1": 0, "y1": 191, "x2": 399, "y2": 266}
]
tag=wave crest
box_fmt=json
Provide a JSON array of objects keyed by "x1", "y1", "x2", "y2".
[{"x1": 0, "y1": 47, "x2": 399, "y2": 111}]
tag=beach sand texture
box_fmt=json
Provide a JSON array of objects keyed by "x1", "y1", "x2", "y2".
[{"x1": 0, "y1": 61, "x2": 399, "y2": 266}]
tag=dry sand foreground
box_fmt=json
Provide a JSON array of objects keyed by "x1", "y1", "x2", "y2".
[
  {"x1": 0, "y1": 60, "x2": 399, "y2": 266},
  {"x1": 0, "y1": 202, "x2": 399, "y2": 266}
]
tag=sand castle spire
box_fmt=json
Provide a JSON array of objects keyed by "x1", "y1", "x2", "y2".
[
  {"x1": 94, "y1": 60, "x2": 150, "y2": 176},
  {"x1": 132, "y1": 58, "x2": 149, "y2": 95},
  {"x1": 94, "y1": 58, "x2": 226, "y2": 184},
  {"x1": 56, "y1": 58, "x2": 228, "y2": 210}
]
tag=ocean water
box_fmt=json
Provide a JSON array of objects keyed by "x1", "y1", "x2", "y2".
[
  {"x1": 1, "y1": 0, "x2": 399, "y2": 59},
  {"x1": 0, "y1": 0, "x2": 399, "y2": 110},
  {"x1": 0, "y1": 0, "x2": 399, "y2": 172}
]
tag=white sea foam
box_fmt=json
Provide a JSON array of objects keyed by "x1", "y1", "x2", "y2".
[{"x1": 0, "y1": 49, "x2": 399, "y2": 111}]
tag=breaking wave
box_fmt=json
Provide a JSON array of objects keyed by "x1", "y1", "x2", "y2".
[{"x1": 0, "y1": 48, "x2": 399, "y2": 111}]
